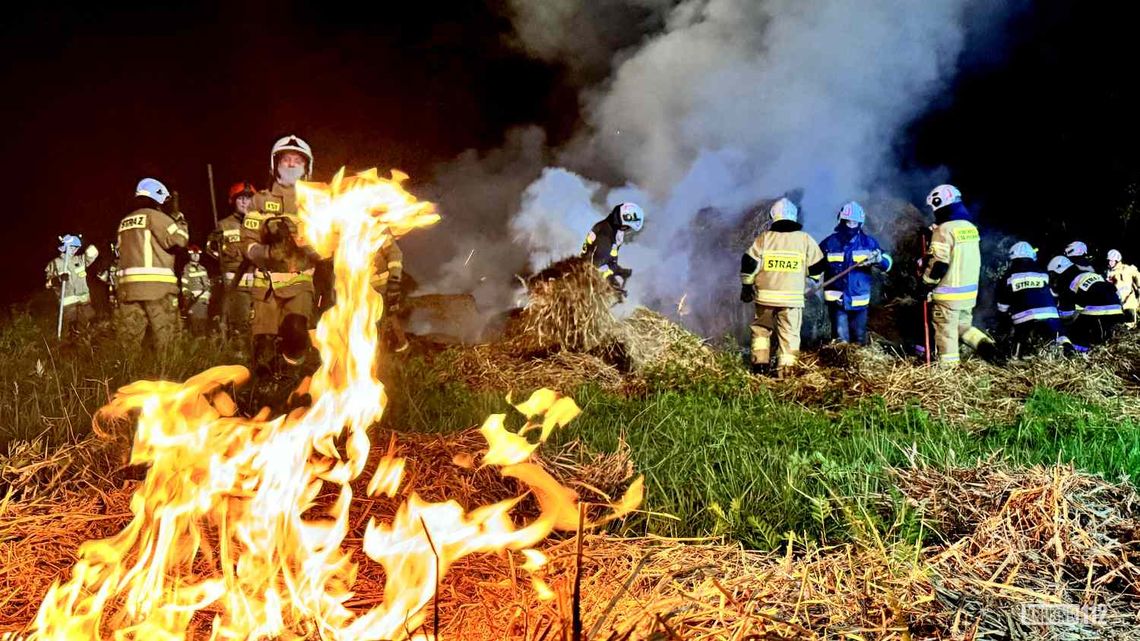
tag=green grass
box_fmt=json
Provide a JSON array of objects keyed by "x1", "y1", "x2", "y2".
[
  {"x1": 3, "y1": 308, "x2": 1138, "y2": 551},
  {"x1": 385, "y1": 357, "x2": 1140, "y2": 549}
]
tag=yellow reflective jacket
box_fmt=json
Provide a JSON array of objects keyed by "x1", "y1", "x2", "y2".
[
  {"x1": 1106, "y1": 262, "x2": 1140, "y2": 311},
  {"x1": 370, "y1": 238, "x2": 404, "y2": 294},
  {"x1": 117, "y1": 207, "x2": 189, "y2": 302},
  {"x1": 741, "y1": 228, "x2": 824, "y2": 308},
  {"x1": 923, "y1": 219, "x2": 980, "y2": 309},
  {"x1": 241, "y1": 182, "x2": 315, "y2": 300}
]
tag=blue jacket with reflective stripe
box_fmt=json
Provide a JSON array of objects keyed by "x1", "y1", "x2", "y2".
[
  {"x1": 818, "y1": 225, "x2": 891, "y2": 310},
  {"x1": 995, "y1": 258, "x2": 1060, "y2": 325},
  {"x1": 1052, "y1": 265, "x2": 1124, "y2": 318}
]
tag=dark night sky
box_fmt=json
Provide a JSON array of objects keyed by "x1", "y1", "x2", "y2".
[{"x1": 2, "y1": 1, "x2": 1138, "y2": 307}]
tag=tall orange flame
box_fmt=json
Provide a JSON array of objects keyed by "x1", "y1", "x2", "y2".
[{"x1": 27, "y1": 168, "x2": 642, "y2": 640}]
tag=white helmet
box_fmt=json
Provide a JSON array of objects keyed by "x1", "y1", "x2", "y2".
[
  {"x1": 1064, "y1": 241, "x2": 1088, "y2": 258},
  {"x1": 926, "y1": 184, "x2": 962, "y2": 211},
  {"x1": 1107, "y1": 249, "x2": 1123, "y2": 263},
  {"x1": 837, "y1": 201, "x2": 865, "y2": 224},
  {"x1": 770, "y1": 197, "x2": 798, "y2": 223},
  {"x1": 616, "y1": 202, "x2": 645, "y2": 232},
  {"x1": 1008, "y1": 241, "x2": 1037, "y2": 261},
  {"x1": 271, "y1": 134, "x2": 314, "y2": 178},
  {"x1": 135, "y1": 178, "x2": 170, "y2": 204},
  {"x1": 1047, "y1": 255, "x2": 1073, "y2": 275}
]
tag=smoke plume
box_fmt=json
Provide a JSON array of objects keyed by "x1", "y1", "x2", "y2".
[{"x1": 415, "y1": 0, "x2": 1013, "y2": 337}]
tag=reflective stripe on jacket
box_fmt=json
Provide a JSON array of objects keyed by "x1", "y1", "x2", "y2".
[
  {"x1": 371, "y1": 238, "x2": 404, "y2": 292},
  {"x1": 181, "y1": 262, "x2": 212, "y2": 301},
  {"x1": 117, "y1": 207, "x2": 189, "y2": 302},
  {"x1": 818, "y1": 227, "x2": 892, "y2": 310},
  {"x1": 241, "y1": 182, "x2": 316, "y2": 300},
  {"x1": 923, "y1": 219, "x2": 980, "y2": 309},
  {"x1": 1054, "y1": 266, "x2": 1123, "y2": 319},
  {"x1": 741, "y1": 229, "x2": 823, "y2": 308},
  {"x1": 995, "y1": 259, "x2": 1060, "y2": 325},
  {"x1": 45, "y1": 253, "x2": 95, "y2": 306}
]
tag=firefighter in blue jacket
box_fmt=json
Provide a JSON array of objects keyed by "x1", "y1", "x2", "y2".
[
  {"x1": 995, "y1": 242, "x2": 1067, "y2": 356},
  {"x1": 1047, "y1": 254, "x2": 1124, "y2": 351},
  {"x1": 818, "y1": 201, "x2": 892, "y2": 345}
]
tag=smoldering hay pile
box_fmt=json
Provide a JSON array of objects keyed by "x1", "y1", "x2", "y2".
[
  {"x1": 445, "y1": 257, "x2": 722, "y2": 393},
  {"x1": 4, "y1": 430, "x2": 1139, "y2": 640}
]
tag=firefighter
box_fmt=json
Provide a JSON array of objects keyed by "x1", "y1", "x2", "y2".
[
  {"x1": 371, "y1": 236, "x2": 409, "y2": 352},
  {"x1": 181, "y1": 245, "x2": 212, "y2": 337},
  {"x1": 1105, "y1": 249, "x2": 1140, "y2": 328},
  {"x1": 1048, "y1": 255, "x2": 1124, "y2": 351},
  {"x1": 116, "y1": 178, "x2": 189, "y2": 349},
  {"x1": 920, "y1": 184, "x2": 999, "y2": 367},
  {"x1": 208, "y1": 181, "x2": 256, "y2": 341},
  {"x1": 740, "y1": 197, "x2": 825, "y2": 377},
  {"x1": 581, "y1": 202, "x2": 645, "y2": 298},
  {"x1": 45, "y1": 234, "x2": 99, "y2": 336},
  {"x1": 818, "y1": 201, "x2": 892, "y2": 345},
  {"x1": 995, "y1": 242, "x2": 1067, "y2": 357},
  {"x1": 241, "y1": 135, "x2": 319, "y2": 376},
  {"x1": 1064, "y1": 241, "x2": 1096, "y2": 273}
]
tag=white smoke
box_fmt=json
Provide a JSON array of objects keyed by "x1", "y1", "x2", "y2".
[{"x1": 504, "y1": 0, "x2": 1004, "y2": 327}]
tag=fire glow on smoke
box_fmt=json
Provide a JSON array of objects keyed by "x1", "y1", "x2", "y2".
[{"x1": 27, "y1": 168, "x2": 642, "y2": 641}]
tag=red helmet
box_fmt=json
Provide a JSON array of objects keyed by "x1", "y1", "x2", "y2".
[{"x1": 228, "y1": 181, "x2": 256, "y2": 201}]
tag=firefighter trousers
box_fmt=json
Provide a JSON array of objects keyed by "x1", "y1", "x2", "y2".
[
  {"x1": 931, "y1": 303, "x2": 990, "y2": 367},
  {"x1": 116, "y1": 295, "x2": 181, "y2": 350},
  {"x1": 750, "y1": 305, "x2": 802, "y2": 367}
]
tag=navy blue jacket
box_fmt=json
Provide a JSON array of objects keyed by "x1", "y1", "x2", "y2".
[
  {"x1": 1051, "y1": 265, "x2": 1124, "y2": 319},
  {"x1": 818, "y1": 225, "x2": 892, "y2": 310},
  {"x1": 995, "y1": 258, "x2": 1060, "y2": 325}
]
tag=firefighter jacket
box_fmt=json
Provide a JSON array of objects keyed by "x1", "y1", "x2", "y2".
[
  {"x1": 45, "y1": 251, "x2": 96, "y2": 307},
  {"x1": 370, "y1": 238, "x2": 404, "y2": 296},
  {"x1": 995, "y1": 258, "x2": 1060, "y2": 325},
  {"x1": 181, "y1": 260, "x2": 211, "y2": 306},
  {"x1": 209, "y1": 213, "x2": 253, "y2": 289},
  {"x1": 740, "y1": 220, "x2": 825, "y2": 308},
  {"x1": 241, "y1": 182, "x2": 316, "y2": 300},
  {"x1": 1052, "y1": 265, "x2": 1123, "y2": 320},
  {"x1": 1106, "y1": 262, "x2": 1140, "y2": 312},
  {"x1": 922, "y1": 203, "x2": 981, "y2": 309},
  {"x1": 117, "y1": 207, "x2": 189, "y2": 302},
  {"x1": 581, "y1": 218, "x2": 630, "y2": 282},
  {"x1": 819, "y1": 225, "x2": 892, "y2": 310}
]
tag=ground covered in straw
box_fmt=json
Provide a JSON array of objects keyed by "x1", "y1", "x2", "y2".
[{"x1": 2, "y1": 430, "x2": 1138, "y2": 640}]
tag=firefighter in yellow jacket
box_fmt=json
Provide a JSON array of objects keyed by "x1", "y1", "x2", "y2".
[
  {"x1": 371, "y1": 237, "x2": 409, "y2": 352},
  {"x1": 920, "y1": 184, "x2": 998, "y2": 367},
  {"x1": 740, "y1": 197, "x2": 825, "y2": 377},
  {"x1": 241, "y1": 135, "x2": 320, "y2": 375},
  {"x1": 1105, "y1": 249, "x2": 1140, "y2": 327},
  {"x1": 208, "y1": 181, "x2": 257, "y2": 341},
  {"x1": 116, "y1": 178, "x2": 189, "y2": 349}
]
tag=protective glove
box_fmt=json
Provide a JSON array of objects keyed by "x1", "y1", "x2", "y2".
[
  {"x1": 84, "y1": 244, "x2": 99, "y2": 260},
  {"x1": 614, "y1": 265, "x2": 633, "y2": 280},
  {"x1": 57, "y1": 272, "x2": 70, "y2": 283},
  {"x1": 859, "y1": 249, "x2": 881, "y2": 269},
  {"x1": 740, "y1": 284, "x2": 754, "y2": 303}
]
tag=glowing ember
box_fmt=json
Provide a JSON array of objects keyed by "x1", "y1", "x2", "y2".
[{"x1": 26, "y1": 168, "x2": 642, "y2": 640}]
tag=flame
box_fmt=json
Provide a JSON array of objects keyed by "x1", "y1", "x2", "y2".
[{"x1": 27, "y1": 168, "x2": 642, "y2": 640}]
